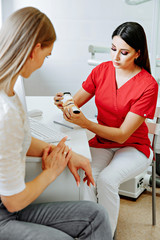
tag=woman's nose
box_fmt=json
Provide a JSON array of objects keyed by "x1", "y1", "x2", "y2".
[{"x1": 114, "y1": 52, "x2": 120, "y2": 61}]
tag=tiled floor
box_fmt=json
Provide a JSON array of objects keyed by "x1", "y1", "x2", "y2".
[{"x1": 116, "y1": 189, "x2": 160, "y2": 240}]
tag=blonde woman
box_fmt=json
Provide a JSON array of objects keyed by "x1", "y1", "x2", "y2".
[{"x1": 0, "y1": 7, "x2": 112, "y2": 240}]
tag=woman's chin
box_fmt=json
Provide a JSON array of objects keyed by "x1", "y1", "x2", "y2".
[{"x1": 113, "y1": 63, "x2": 121, "y2": 68}]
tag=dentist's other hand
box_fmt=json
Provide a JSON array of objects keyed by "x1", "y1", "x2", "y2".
[{"x1": 54, "y1": 92, "x2": 64, "y2": 110}]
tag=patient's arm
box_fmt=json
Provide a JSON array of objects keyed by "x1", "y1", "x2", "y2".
[
  {"x1": 2, "y1": 138, "x2": 71, "y2": 213},
  {"x1": 27, "y1": 137, "x2": 95, "y2": 187},
  {"x1": 26, "y1": 137, "x2": 56, "y2": 157}
]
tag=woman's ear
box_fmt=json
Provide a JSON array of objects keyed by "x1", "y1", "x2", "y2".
[
  {"x1": 30, "y1": 43, "x2": 41, "y2": 60},
  {"x1": 136, "y1": 50, "x2": 140, "y2": 58}
]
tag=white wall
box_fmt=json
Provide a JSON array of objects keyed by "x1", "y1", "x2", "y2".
[{"x1": 1, "y1": 0, "x2": 158, "y2": 117}]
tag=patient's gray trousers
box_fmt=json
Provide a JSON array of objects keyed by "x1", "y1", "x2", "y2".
[{"x1": 0, "y1": 200, "x2": 112, "y2": 240}]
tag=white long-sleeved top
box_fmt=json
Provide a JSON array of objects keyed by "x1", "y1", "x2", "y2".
[{"x1": 0, "y1": 90, "x2": 31, "y2": 196}]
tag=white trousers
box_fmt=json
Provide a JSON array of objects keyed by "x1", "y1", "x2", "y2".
[{"x1": 81, "y1": 147, "x2": 153, "y2": 236}]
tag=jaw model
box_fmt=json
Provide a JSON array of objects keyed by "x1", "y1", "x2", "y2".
[{"x1": 62, "y1": 95, "x2": 80, "y2": 114}]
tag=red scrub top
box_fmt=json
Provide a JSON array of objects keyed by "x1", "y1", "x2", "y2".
[{"x1": 82, "y1": 61, "x2": 158, "y2": 158}]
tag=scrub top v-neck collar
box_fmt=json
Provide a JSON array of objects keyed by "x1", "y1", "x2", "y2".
[{"x1": 113, "y1": 67, "x2": 143, "y2": 92}]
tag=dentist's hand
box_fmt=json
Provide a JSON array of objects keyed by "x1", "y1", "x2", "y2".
[
  {"x1": 63, "y1": 107, "x2": 89, "y2": 128},
  {"x1": 54, "y1": 92, "x2": 64, "y2": 110}
]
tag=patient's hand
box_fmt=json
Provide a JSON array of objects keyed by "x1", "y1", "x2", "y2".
[
  {"x1": 42, "y1": 137, "x2": 72, "y2": 180},
  {"x1": 68, "y1": 152, "x2": 95, "y2": 187}
]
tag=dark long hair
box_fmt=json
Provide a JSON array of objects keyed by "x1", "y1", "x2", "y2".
[{"x1": 112, "y1": 22, "x2": 151, "y2": 74}]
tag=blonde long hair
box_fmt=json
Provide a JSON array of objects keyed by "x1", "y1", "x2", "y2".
[{"x1": 0, "y1": 7, "x2": 56, "y2": 91}]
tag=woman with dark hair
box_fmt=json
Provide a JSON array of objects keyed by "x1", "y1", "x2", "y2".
[{"x1": 54, "y1": 22, "x2": 158, "y2": 236}]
